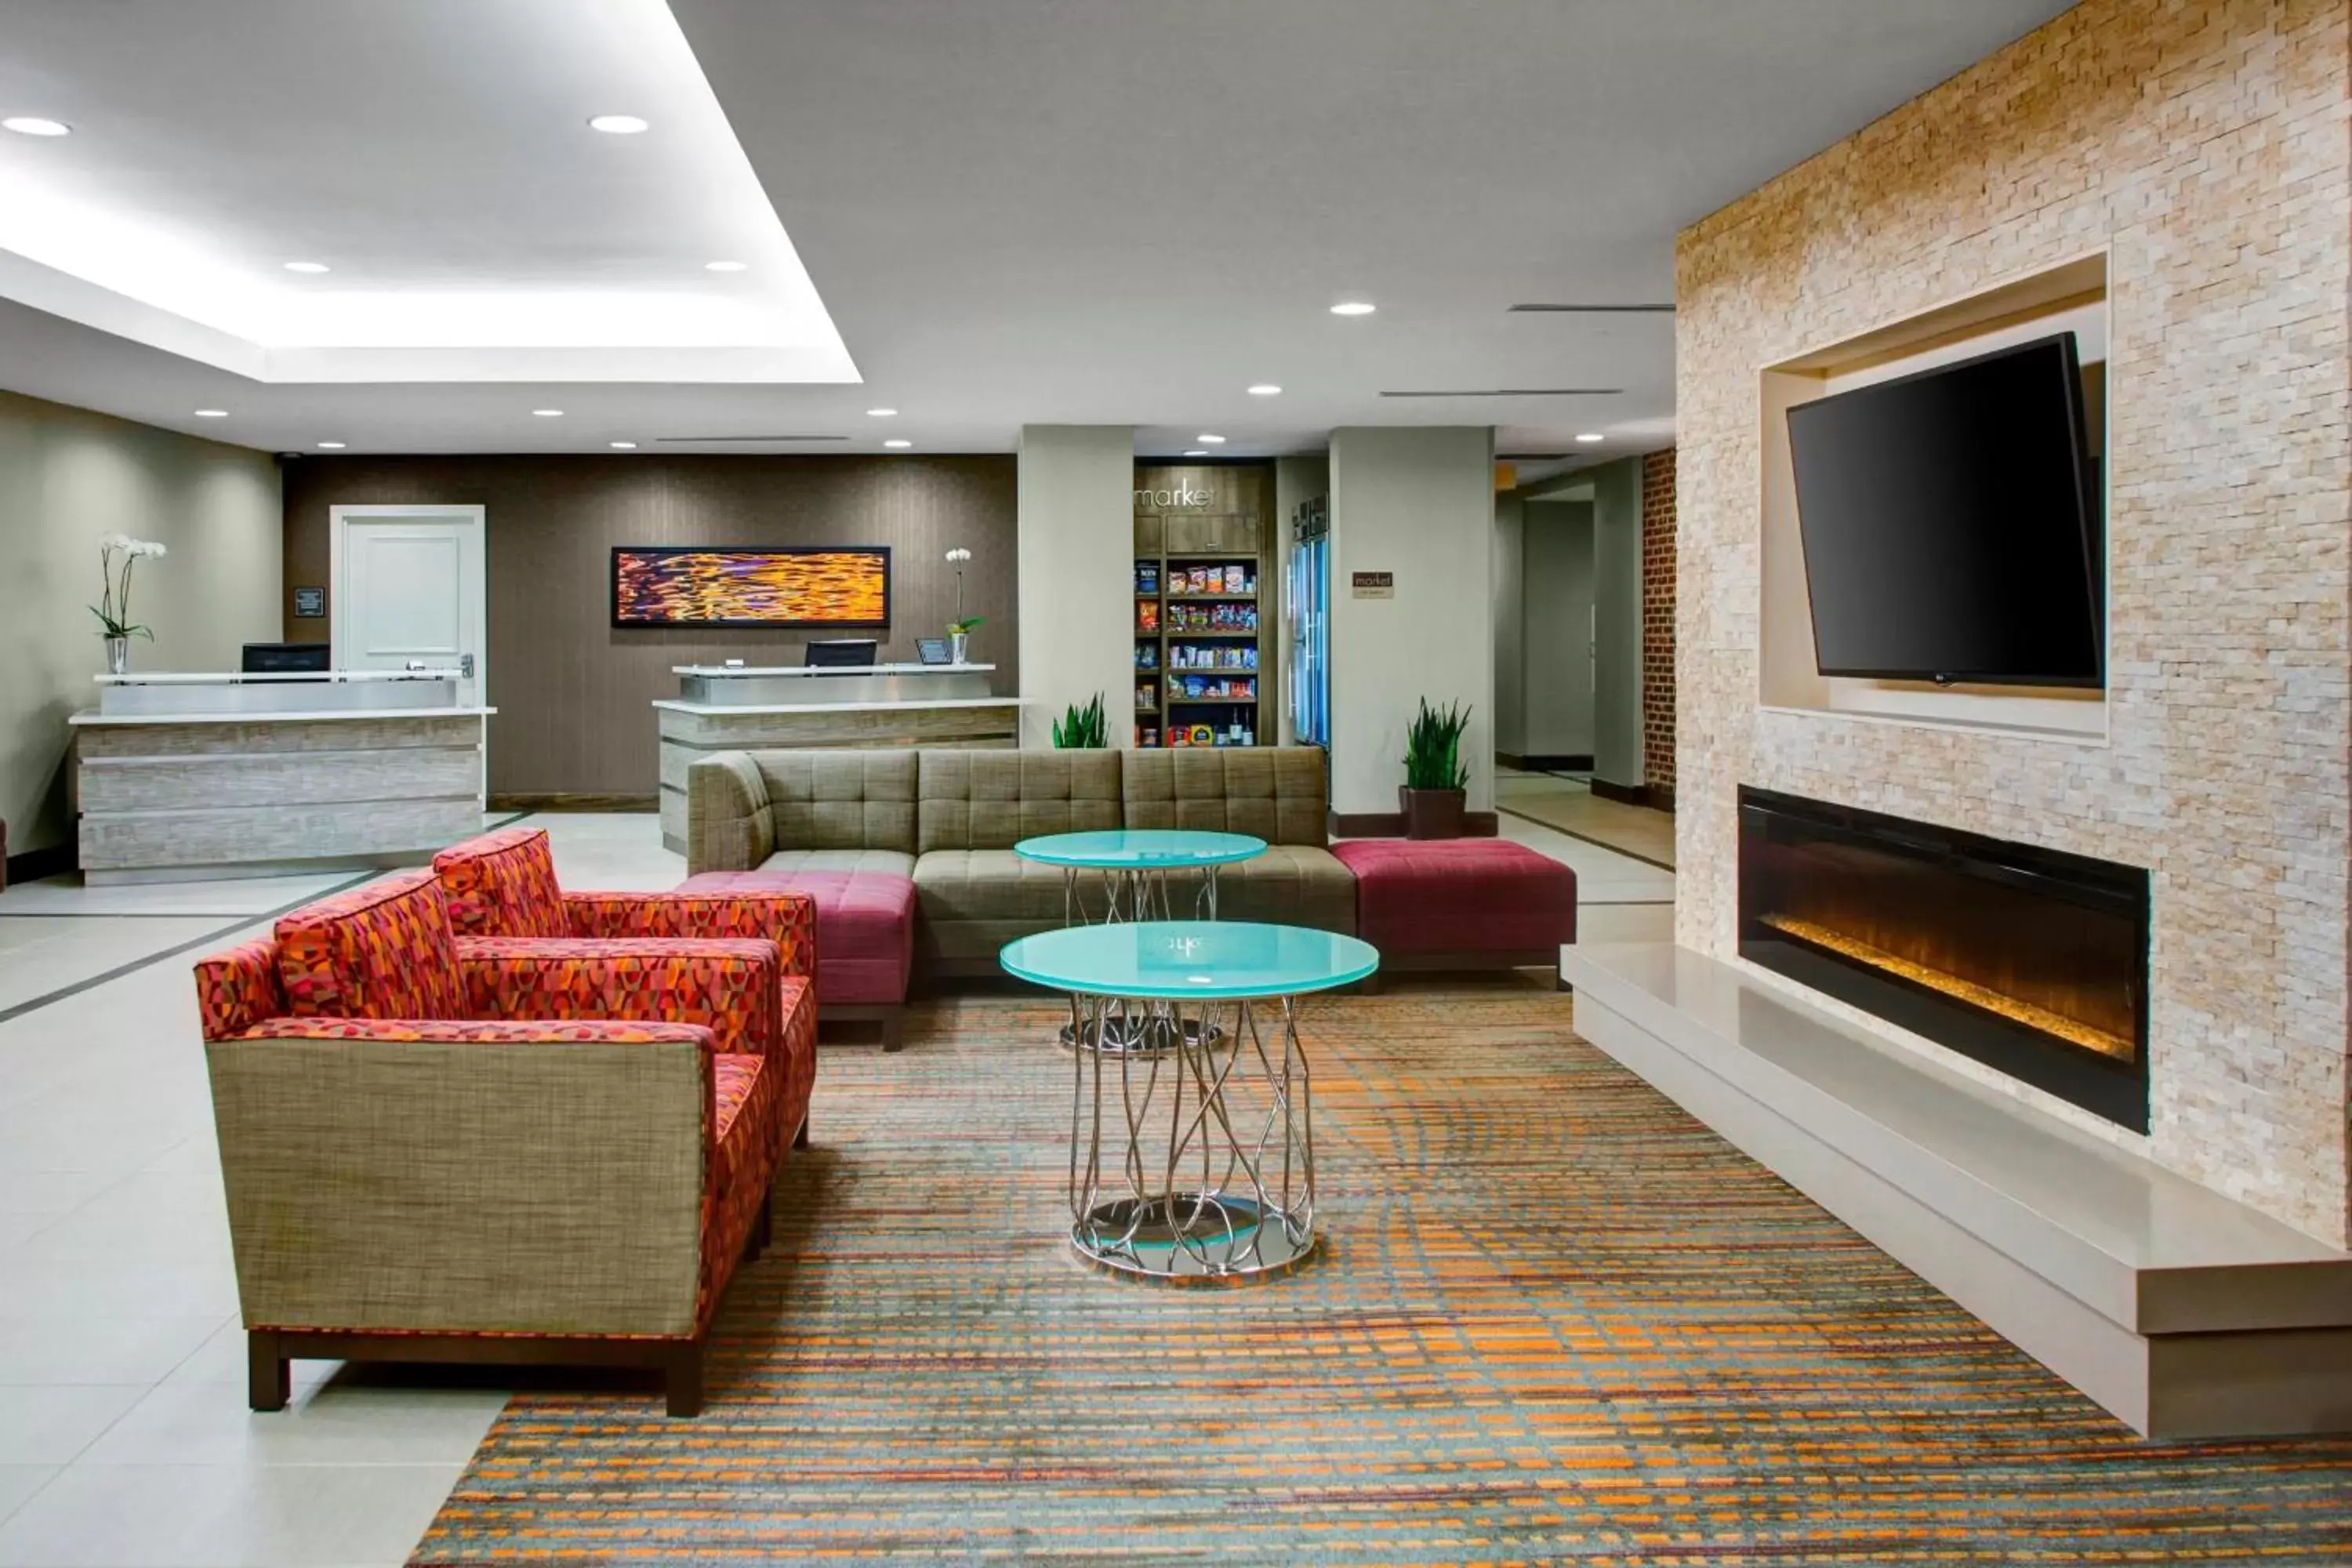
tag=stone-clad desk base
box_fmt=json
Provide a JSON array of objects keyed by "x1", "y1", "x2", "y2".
[
  {"x1": 654, "y1": 699, "x2": 1021, "y2": 855},
  {"x1": 71, "y1": 710, "x2": 490, "y2": 884},
  {"x1": 1560, "y1": 941, "x2": 2352, "y2": 1439}
]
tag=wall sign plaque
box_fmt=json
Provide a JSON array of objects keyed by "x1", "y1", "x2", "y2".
[
  {"x1": 292, "y1": 586, "x2": 326, "y2": 618},
  {"x1": 1351, "y1": 570, "x2": 1395, "y2": 599}
]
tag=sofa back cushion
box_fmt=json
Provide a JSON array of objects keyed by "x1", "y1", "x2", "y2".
[
  {"x1": 432, "y1": 827, "x2": 568, "y2": 938},
  {"x1": 275, "y1": 869, "x2": 466, "y2": 1021},
  {"x1": 917, "y1": 750, "x2": 1122, "y2": 852},
  {"x1": 1121, "y1": 747, "x2": 1329, "y2": 846},
  {"x1": 751, "y1": 750, "x2": 917, "y2": 855}
]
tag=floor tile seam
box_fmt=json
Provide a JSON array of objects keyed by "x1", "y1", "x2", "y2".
[
  {"x1": 0, "y1": 871, "x2": 379, "y2": 1029},
  {"x1": 0, "y1": 1462, "x2": 62, "y2": 1534}
]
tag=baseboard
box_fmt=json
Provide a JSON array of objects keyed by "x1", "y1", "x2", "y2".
[
  {"x1": 1327, "y1": 811, "x2": 1499, "y2": 839},
  {"x1": 488, "y1": 793, "x2": 659, "y2": 813},
  {"x1": 1588, "y1": 778, "x2": 1673, "y2": 812},
  {"x1": 4, "y1": 841, "x2": 75, "y2": 888},
  {"x1": 1499, "y1": 753, "x2": 1594, "y2": 772}
]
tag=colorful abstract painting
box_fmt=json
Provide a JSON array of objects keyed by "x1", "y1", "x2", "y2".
[{"x1": 612, "y1": 547, "x2": 890, "y2": 628}]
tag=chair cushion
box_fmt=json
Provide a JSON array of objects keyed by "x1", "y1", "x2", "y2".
[
  {"x1": 1329, "y1": 839, "x2": 1577, "y2": 956},
  {"x1": 681, "y1": 869, "x2": 916, "y2": 1007},
  {"x1": 455, "y1": 936, "x2": 782, "y2": 1058},
  {"x1": 916, "y1": 750, "x2": 1121, "y2": 852},
  {"x1": 1121, "y1": 748, "x2": 1330, "y2": 846},
  {"x1": 432, "y1": 827, "x2": 568, "y2": 938},
  {"x1": 750, "y1": 750, "x2": 919, "y2": 855},
  {"x1": 1212, "y1": 845, "x2": 1360, "y2": 934},
  {"x1": 701, "y1": 1050, "x2": 786, "y2": 1334},
  {"x1": 274, "y1": 869, "x2": 466, "y2": 1022}
]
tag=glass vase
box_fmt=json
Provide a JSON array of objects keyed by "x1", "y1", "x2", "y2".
[{"x1": 104, "y1": 636, "x2": 129, "y2": 676}]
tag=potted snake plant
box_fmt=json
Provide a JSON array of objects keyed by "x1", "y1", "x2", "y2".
[
  {"x1": 1053, "y1": 693, "x2": 1108, "y2": 748},
  {"x1": 1399, "y1": 698, "x2": 1471, "y2": 839}
]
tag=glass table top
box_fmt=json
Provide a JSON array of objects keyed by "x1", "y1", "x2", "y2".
[
  {"x1": 1000, "y1": 920, "x2": 1379, "y2": 1000},
  {"x1": 1013, "y1": 829, "x2": 1268, "y2": 869}
]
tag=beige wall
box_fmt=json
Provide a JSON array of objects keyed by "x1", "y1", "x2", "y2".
[
  {"x1": 1675, "y1": 0, "x2": 2351, "y2": 1242},
  {"x1": 1328, "y1": 426, "x2": 1495, "y2": 816},
  {"x1": 0, "y1": 391, "x2": 281, "y2": 856},
  {"x1": 1017, "y1": 426, "x2": 1134, "y2": 750}
]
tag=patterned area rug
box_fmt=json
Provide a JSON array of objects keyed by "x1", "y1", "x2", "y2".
[{"x1": 414, "y1": 986, "x2": 2352, "y2": 1565}]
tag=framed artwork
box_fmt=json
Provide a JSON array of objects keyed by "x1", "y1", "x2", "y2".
[{"x1": 611, "y1": 546, "x2": 891, "y2": 629}]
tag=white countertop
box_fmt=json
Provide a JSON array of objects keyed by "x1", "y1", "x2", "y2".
[
  {"x1": 654, "y1": 696, "x2": 1022, "y2": 717},
  {"x1": 70, "y1": 706, "x2": 496, "y2": 727},
  {"x1": 673, "y1": 662, "x2": 996, "y2": 678},
  {"x1": 95, "y1": 670, "x2": 463, "y2": 685}
]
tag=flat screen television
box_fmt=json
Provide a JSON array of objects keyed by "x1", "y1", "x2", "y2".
[
  {"x1": 1785, "y1": 332, "x2": 2102, "y2": 688},
  {"x1": 611, "y1": 546, "x2": 890, "y2": 630}
]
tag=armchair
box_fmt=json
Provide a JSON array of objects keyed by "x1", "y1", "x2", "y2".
[{"x1": 194, "y1": 867, "x2": 802, "y2": 1416}]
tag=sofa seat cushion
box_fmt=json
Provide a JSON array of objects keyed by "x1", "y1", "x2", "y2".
[
  {"x1": 681, "y1": 868, "x2": 916, "y2": 1007},
  {"x1": 456, "y1": 935, "x2": 782, "y2": 1058},
  {"x1": 912, "y1": 849, "x2": 1073, "y2": 925},
  {"x1": 274, "y1": 869, "x2": 466, "y2": 1022},
  {"x1": 431, "y1": 827, "x2": 568, "y2": 938},
  {"x1": 1212, "y1": 845, "x2": 1360, "y2": 934},
  {"x1": 1329, "y1": 839, "x2": 1577, "y2": 959},
  {"x1": 753, "y1": 848, "x2": 917, "y2": 877}
]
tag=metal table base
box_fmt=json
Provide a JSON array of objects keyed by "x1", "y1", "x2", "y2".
[
  {"x1": 1056, "y1": 865, "x2": 1224, "y2": 1055},
  {"x1": 1067, "y1": 991, "x2": 1316, "y2": 1281}
]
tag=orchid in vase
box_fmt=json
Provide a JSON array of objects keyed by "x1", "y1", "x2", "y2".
[
  {"x1": 943, "y1": 546, "x2": 983, "y2": 661},
  {"x1": 92, "y1": 533, "x2": 167, "y2": 673}
]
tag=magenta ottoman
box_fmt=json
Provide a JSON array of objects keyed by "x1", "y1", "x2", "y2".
[
  {"x1": 1329, "y1": 839, "x2": 1577, "y2": 976},
  {"x1": 678, "y1": 869, "x2": 915, "y2": 1049}
]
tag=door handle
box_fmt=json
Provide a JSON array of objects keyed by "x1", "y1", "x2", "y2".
[{"x1": 460, "y1": 653, "x2": 476, "y2": 678}]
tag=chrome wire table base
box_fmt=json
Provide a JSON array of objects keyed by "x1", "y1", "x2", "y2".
[
  {"x1": 1057, "y1": 866, "x2": 1224, "y2": 1055},
  {"x1": 1068, "y1": 992, "x2": 1316, "y2": 1281}
]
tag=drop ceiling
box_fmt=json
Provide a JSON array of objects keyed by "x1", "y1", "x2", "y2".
[{"x1": 0, "y1": 0, "x2": 2079, "y2": 460}]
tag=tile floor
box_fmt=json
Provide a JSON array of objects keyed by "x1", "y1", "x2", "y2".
[{"x1": 0, "y1": 806, "x2": 1672, "y2": 1566}]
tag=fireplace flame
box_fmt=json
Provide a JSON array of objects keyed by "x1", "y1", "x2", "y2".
[{"x1": 1759, "y1": 916, "x2": 2134, "y2": 1063}]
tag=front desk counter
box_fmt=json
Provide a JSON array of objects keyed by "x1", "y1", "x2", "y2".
[
  {"x1": 653, "y1": 662, "x2": 1022, "y2": 853},
  {"x1": 68, "y1": 670, "x2": 492, "y2": 884}
]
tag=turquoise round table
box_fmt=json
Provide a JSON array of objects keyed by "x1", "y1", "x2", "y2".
[
  {"x1": 1000, "y1": 920, "x2": 1378, "y2": 1282},
  {"x1": 1013, "y1": 828, "x2": 1266, "y2": 924}
]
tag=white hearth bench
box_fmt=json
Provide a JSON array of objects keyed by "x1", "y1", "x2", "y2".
[{"x1": 1561, "y1": 942, "x2": 2352, "y2": 1439}]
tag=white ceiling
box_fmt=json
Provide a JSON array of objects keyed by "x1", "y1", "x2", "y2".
[{"x1": 0, "y1": 0, "x2": 2078, "y2": 460}]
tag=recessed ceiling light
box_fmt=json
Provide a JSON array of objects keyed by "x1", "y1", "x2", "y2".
[
  {"x1": 192, "y1": 408, "x2": 229, "y2": 419},
  {"x1": 587, "y1": 114, "x2": 649, "y2": 135},
  {"x1": 1247, "y1": 384, "x2": 1282, "y2": 397},
  {"x1": 2, "y1": 117, "x2": 70, "y2": 137},
  {"x1": 609, "y1": 441, "x2": 638, "y2": 450},
  {"x1": 1330, "y1": 301, "x2": 1376, "y2": 317},
  {"x1": 883, "y1": 439, "x2": 913, "y2": 449},
  {"x1": 1576, "y1": 431, "x2": 1606, "y2": 444},
  {"x1": 284, "y1": 260, "x2": 329, "y2": 274},
  {"x1": 316, "y1": 441, "x2": 346, "y2": 450},
  {"x1": 1196, "y1": 434, "x2": 1226, "y2": 445},
  {"x1": 532, "y1": 408, "x2": 564, "y2": 418},
  {"x1": 705, "y1": 260, "x2": 747, "y2": 274},
  {"x1": 1183, "y1": 450, "x2": 1210, "y2": 458},
  {"x1": 866, "y1": 408, "x2": 898, "y2": 417}
]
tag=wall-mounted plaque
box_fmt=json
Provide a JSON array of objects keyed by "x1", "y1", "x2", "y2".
[
  {"x1": 1350, "y1": 570, "x2": 1395, "y2": 599},
  {"x1": 292, "y1": 586, "x2": 327, "y2": 618}
]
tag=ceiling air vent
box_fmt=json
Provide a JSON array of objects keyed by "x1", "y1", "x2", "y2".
[
  {"x1": 1506, "y1": 303, "x2": 1674, "y2": 313},
  {"x1": 654, "y1": 434, "x2": 850, "y2": 443},
  {"x1": 1378, "y1": 388, "x2": 1621, "y2": 398}
]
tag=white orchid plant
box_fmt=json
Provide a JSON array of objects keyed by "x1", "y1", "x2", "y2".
[
  {"x1": 92, "y1": 532, "x2": 167, "y2": 641},
  {"x1": 943, "y1": 546, "x2": 984, "y2": 636}
]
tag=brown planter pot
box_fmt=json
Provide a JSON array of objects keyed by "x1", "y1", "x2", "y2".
[{"x1": 1399, "y1": 786, "x2": 1466, "y2": 840}]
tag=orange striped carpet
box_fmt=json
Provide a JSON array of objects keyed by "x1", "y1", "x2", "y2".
[{"x1": 413, "y1": 984, "x2": 2352, "y2": 1564}]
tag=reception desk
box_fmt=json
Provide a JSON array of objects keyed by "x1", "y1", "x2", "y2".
[
  {"x1": 69, "y1": 671, "x2": 492, "y2": 884},
  {"x1": 653, "y1": 663, "x2": 1020, "y2": 852}
]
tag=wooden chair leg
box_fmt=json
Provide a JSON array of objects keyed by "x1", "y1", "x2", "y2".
[
  {"x1": 743, "y1": 1194, "x2": 772, "y2": 1261},
  {"x1": 248, "y1": 1330, "x2": 289, "y2": 1413},
  {"x1": 664, "y1": 1341, "x2": 705, "y2": 1418},
  {"x1": 880, "y1": 1007, "x2": 904, "y2": 1054},
  {"x1": 793, "y1": 1113, "x2": 810, "y2": 1150}
]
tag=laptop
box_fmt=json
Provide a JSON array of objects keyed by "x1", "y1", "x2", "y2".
[{"x1": 804, "y1": 638, "x2": 880, "y2": 669}]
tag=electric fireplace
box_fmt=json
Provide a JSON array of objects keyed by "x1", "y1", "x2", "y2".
[{"x1": 1738, "y1": 786, "x2": 2150, "y2": 1131}]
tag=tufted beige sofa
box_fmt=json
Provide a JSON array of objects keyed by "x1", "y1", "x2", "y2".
[{"x1": 686, "y1": 746, "x2": 1355, "y2": 978}]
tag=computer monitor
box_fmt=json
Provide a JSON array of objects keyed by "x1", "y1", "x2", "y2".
[
  {"x1": 241, "y1": 642, "x2": 332, "y2": 675},
  {"x1": 804, "y1": 638, "x2": 880, "y2": 669}
]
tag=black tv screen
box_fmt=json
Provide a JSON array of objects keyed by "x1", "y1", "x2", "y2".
[{"x1": 1786, "y1": 332, "x2": 2102, "y2": 688}]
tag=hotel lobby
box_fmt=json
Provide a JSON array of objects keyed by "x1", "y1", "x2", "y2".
[{"x1": 2, "y1": 2, "x2": 2350, "y2": 1563}]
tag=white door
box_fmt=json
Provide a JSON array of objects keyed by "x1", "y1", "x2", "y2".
[{"x1": 330, "y1": 506, "x2": 487, "y2": 708}]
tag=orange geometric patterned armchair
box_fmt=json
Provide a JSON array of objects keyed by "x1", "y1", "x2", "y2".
[{"x1": 193, "y1": 859, "x2": 818, "y2": 1417}]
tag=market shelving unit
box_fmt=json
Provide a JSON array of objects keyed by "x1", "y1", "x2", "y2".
[{"x1": 1132, "y1": 463, "x2": 1271, "y2": 749}]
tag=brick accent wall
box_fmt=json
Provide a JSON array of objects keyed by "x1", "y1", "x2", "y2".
[
  {"x1": 1639, "y1": 448, "x2": 1676, "y2": 800},
  {"x1": 1675, "y1": 0, "x2": 2351, "y2": 1244}
]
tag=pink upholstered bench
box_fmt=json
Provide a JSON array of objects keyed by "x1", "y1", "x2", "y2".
[
  {"x1": 680, "y1": 869, "x2": 915, "y2": 1050},
  {"x1": 1329, "y1": 839, "x2": 1577, "y2": 982}
]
